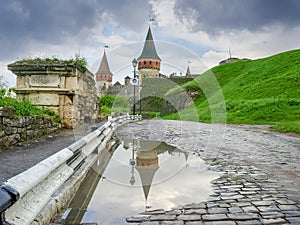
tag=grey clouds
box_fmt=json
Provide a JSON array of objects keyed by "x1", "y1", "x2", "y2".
[
  {"x1": 174, "y1": 0, "x2": 300, "y2": 33},
  {"x1": 0, "y1": 0, "x2": 299, "y2": 60}
]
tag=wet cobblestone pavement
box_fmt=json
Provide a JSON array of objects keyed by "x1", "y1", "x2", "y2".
[{"x1": 115, "y1": 120, "x2": 300, "y2": 225}]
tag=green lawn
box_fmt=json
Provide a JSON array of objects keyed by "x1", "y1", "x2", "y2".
[{"x1": 163, "y1": 49, "x2": 300, "y2": 134}]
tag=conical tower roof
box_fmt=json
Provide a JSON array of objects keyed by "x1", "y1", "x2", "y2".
[
  {"x1": 135, "y1": 165, "x2": 159, "y2": 201},
  {"x1": 96, "y1": 50, "x2": 113, "y2": 76},
  {"x1": 137, "y1": 26, "x2": 161, "y2": 61},
  {"x1": 185, "y1": 66, "x2": 191, "y2": 77},
  {"x1": 186, "y1": 66, "x2": 191, "y2": 76}
]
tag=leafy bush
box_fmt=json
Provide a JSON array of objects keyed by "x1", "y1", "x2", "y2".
[
  {"x1": 0, "y1": 96, "x2": 61, "y2": 123},
  {"x1": 99, "y1": 94, "x2": 129, "y2": 115},
  {"x1": 74, "y1": 53, "x2": 88, "y2": 70},
  {"x1": 100, "y1": 94, "x2": 116, "y2": 108}
]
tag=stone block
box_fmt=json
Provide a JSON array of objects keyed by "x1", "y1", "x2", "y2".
[
  {"x1": 260, "y1": 211, "x2": 285, "y2": 219},
  {"x1": 252, "y1": 201, "x2": 275, "y2": 206},
  {"x1": 260, "y1": 218, "x2": 287, "y2": 224},
  {"x1": 30, "y1": 75, "x2": 60, "y2": 87},
  {"x1": 161, "y1": 221, "x2": 184, "y2": 225},
  {"x1": 286, "y1": 217, "x2": 300, "y2": 224},
  {"x1": 20, "y1": 129, "x2": 27, "y2": 140},
  {"x1": 5, "y1": 126, "x2": 18, "y2": 135},
  {"x1": 207, "y1": 207, "x2": 228, "y2": 214},
  {"x1": 184, "y1": 208, "x2": 207, "y2": 215},
  {"x1": 277, "y1": 204, "x2": 299, "y2": 211},
  {"x1": 227, "y1": 213, "x2": 259, "y2": 220},
  {"x1": 10, "y1": 134, "x2": 20, "y2": 145},
  {"x1": 202, "y1": 214, "x2": 228, "y2": 221},
  {"x1": 242, "y1": 206, "x2": 259, "y2": 213},
  {"x1": 140, "y1": 222, "x2": 160, "y2": 225},
  {"x1": 177, "y1": 214, "x2": 202, "y2": 221},
  {"x1": 33, "y1": 130, "x2": 43, "y2": 138},
  {"x1": 149, "y1": 214, "x2": 177, "y2": 221},
  {"x1": 1, "y1": 136, "x2": 11, "y2": 147},
  {"x1": 185, "y1": 222, "x2": 204, "y2": 225},
  {"x1": 3, "y1": 117, "x2": 12, "y2": 125},
  {"x1": 236, "y1": 220, "x2": 262, "y2": 225},
  {"x1": 126, "y1": 216, "x2": 149, "y2": 223},
  {"x1": 0, "y1": 107, "x2": 15, "y2": 118},
  {"x1": 27, "y1": 130, "x2": 34, "y2": 139},
  {"x1": 257, "y1": 205, "x2": 280, "y2": 212},
  {"x1": 0, "y1": 130, "x2": 5, "y2": 138},
  {"x1": 205, "y1": 221, "x2": 236, "y2": 225}
]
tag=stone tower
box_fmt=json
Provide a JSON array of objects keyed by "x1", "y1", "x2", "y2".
[
  {"x1": 95, "y1": 50, "x2": 113, "y2": 96},
  {"x1": 137, "y1": 26, "x2": 161, "y2": 82}
]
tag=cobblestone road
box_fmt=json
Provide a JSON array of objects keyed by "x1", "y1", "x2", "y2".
[{"x1": 115, "y1": 120, "x2": 300, "y2": 225}]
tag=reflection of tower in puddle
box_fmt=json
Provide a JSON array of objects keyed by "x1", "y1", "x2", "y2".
[
  {"x1": 125, "y1": 140, "x2": 185, "y2": 207},
  {"x1": 135, "y1": 140, "x2": 160, "y2": 206}
]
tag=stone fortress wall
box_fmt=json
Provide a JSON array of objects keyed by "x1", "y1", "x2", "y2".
[
  {"x1": 0, "y1": 107, "x2": 60, "y2": 148},
  {"x1": 8, "y1": 61, "x2": 99, "y2": 129}
]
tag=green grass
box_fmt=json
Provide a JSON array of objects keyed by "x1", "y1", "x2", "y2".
[
  {"x1": 99, "y1": 94, "x2": 129, "y2": 115},
  {"x1": 0, "y1": 96, "x2": 61, "y2": 123},
  {"x1": 17, "y1": 53, "x2": 88, "y2": 72},
  {"x1": 163, "y1": 49, "x2": 300, "y2": 134}
]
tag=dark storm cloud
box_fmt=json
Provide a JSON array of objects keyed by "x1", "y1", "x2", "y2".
[
  {"x1": 0, "y1": 0, "x2": 150, "y2": 60},
  {"x1": 174, "y1": 0, "x2": 300, "y2": 33}
]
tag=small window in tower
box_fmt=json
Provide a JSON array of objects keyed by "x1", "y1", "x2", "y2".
[
  {"x1": 150, "y1": 61, "x2": 152, "y2": 65},
  {"x1": 156, "y1": 62, "x2": 158, "y2": 65},
  {"x1": 144, "y1": 61, "x2": 146, "y2": 65}
]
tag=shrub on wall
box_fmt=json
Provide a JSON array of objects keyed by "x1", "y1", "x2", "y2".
[{"x1": 0, "y1": 96, "x2": 61, "y2": 123}]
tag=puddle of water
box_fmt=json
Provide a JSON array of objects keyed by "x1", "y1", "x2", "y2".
[{"x1": 62, "y1": 139, "x2": 220, "y2": 225}]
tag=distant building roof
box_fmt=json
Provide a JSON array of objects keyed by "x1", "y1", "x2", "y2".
[
  {"x1": 219, "y1": 57, "x2": 240, "y2": 65},
  {"x1": 124, "y1": 76, "x2": 131, "y2": 80},
  {"x1": 137, "y1": 26, "x2": 161, "y2": 61},
  {"x1": 96, "y1": 50, "x2": 113, "y2": 76},
  {"x1": 113, "y1": 81, "x2": 121, "y2": 86}
]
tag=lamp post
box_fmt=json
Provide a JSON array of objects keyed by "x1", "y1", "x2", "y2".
[
  {"x1": 129, "y1": 139, "x2": 136, "y2": 186},
  {"x1": 132, "y1": 58, "x2": 137, "y2": 115}
]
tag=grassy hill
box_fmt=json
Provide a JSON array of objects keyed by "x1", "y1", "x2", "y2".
[{"x1": 163, "y1": 49, "x2": 300, "y2": 134}]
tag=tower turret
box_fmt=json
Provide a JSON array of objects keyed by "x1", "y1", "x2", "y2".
[
  {"x1": 95, "y1": 50, "x2": 113, "y2": 95},
  {"x1": 137, "y1": 26, "x2": 161, "y2": 81}
]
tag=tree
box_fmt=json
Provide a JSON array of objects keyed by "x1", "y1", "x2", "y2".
[{"x1": 0, "y1": 75, "x2": 8, "y2": 98}]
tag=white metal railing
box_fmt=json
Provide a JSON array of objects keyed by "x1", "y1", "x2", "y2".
[{"x1": 0, "y1": 115, "x2": 141, "y2": 225}]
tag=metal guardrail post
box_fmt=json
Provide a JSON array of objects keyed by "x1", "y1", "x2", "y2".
[{"x1": 0, "y1": 185, "x2": 19, "y2": 225}]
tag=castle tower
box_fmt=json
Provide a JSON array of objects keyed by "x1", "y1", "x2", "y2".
[
  {"x1": 135, "y1": 140, "x2": 159, "y2": 203},
  {"x1": 124, "y1": 76, "x2": 131, "y2": 85},
  {"x1": 137, "y1": 26, "x2": 161, "y2": 81},
  {"x1": 95, "y1": 50, "x2": 113, "y2": 95},
  {"x1": 186, "y1": 65, "x2": 191, "y2": 77}
]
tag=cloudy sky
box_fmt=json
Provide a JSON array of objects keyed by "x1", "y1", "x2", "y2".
[{"x1": 1, "y1": 0, "x2": 300, "y2": 87}]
